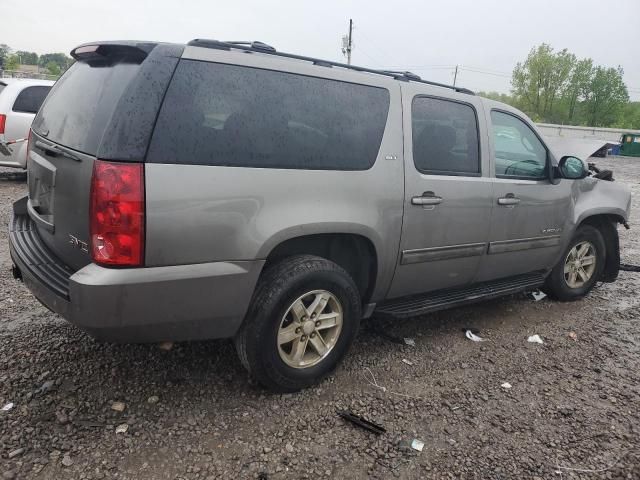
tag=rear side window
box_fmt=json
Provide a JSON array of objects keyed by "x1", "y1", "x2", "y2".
[
  {"x1": 147, "y1": 60, "x2": 390, "y2": 170},
  {"x1": 32, "y1": 60, "x2": 141, "y2": 155},
  {"x1": 12, "y1": 86, "x2": 51, "y2": 114},
  {"x1": 411, "y1": 96, "x2": 480, "y2": 176}
]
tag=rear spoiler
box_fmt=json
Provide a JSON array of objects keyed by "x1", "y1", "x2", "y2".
[{"x1": 70, "y1": 42, "x2": 157, "y2": 62}]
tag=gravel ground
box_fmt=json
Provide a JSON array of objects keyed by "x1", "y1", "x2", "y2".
[{"x1": 0, "y1": 158, "x2": 639, "y2": 480}]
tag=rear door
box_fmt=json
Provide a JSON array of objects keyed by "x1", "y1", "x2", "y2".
[
  {"x1": 387, "y1": 87, "x2": 493, "y2": 298},
  {"x1": 27, "y1": 43, "x2": 182, "y2": 270},
  {"x1": 475, "y1": 108, "x2": 570, "y2": 282}
]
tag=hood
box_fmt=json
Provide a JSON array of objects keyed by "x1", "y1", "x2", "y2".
[{"x1": 543, "y1": 137, "x2": 617, "y2": 162}]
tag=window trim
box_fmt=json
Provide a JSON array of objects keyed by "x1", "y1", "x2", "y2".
[
  {"x1": 490, "y1": 108, "x2": 550, "y2": 181},
  {"x1": 410, "y1": 94, "x2": 482, "y2": 178}
]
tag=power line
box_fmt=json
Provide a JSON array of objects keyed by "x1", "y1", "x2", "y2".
[
  {"x1": 460, "y1": 65, "x2": 512, "y2": 76},
  {"x1": 352, "y1": 28, "x2": 399, "y2": 67},
  {"x1": 459, "y1": 67, "x2": 511, "y2": 78},
  {"x1": 357, "y1": 48, "x2": 384, "y2": 67}
]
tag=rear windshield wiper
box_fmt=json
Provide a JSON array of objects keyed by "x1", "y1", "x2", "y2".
[{"x1": 35, "y1": 140, "x2": 82, "y2": 162}]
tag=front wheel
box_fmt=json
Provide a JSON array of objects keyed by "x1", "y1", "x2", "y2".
[
  {"x1": 235, "y1": 255, "x2": 361, "y2": 392},
  {"x1": 543, "y1": 225, "x2": 606, "y2": 301}
]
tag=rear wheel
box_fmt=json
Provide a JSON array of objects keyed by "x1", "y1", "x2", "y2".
[
  {"x1": 544, "y1": 225, "x2": 605, "y2": 301},
  {"x1": 235, "y1": 255, "x2": 361, "y2": 392}
]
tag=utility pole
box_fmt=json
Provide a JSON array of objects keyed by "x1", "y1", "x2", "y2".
[
  {"x1": 342, "y1": 19, "x2": 354, "y2": 65},
  {"x1": 453, "y1": 65, "x2": 459, "y2": 87}
]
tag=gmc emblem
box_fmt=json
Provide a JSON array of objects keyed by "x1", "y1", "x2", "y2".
[{"x1": 68, "y1": 234, "x2": 89, "y2": 253}]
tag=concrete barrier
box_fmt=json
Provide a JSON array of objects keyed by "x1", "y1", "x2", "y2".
[{"x1": 536, "y1": 123, "x2": 640, "y2": 143}]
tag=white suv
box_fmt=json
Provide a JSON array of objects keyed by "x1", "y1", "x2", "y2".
[{"x1": 0, "y1": 78, "x2": 54, "y2": 169}]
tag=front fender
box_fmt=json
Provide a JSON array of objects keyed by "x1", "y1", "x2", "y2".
[
  {"x1": 570, "y1": 177, "x2": 631, "y2": 283},
  {"x1": 574, "y1": 177, "x2": 631, "y2": 226}
]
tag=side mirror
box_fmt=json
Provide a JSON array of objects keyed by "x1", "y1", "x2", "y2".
[{"x1": 558, "y1": 156, "x2": 588, "y2": 180}]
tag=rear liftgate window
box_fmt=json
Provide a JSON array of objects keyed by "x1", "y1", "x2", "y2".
[
  {"x1": 32, "y1": 60, "x2": 141, "y2": 156},
  {"x1": 147, "y1": 60, "x2": 390, "y2": 170}
]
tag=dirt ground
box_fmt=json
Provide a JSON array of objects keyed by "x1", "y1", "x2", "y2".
[{"x1": 0, "y1": 157, "x2": 638, "y2": 480}]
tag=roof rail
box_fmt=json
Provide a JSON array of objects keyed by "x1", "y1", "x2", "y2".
[
  {"x1": 186, "y1": 39, "x2": 475, "y2": 95},
  {"x1": 381, "y1": 70, "x2": 422, "y2": 81}
]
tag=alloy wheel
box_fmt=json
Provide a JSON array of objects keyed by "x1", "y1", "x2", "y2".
[
  {"x1": 564, "y1": 241, "x2": 597, "y2": 288},
  {"x1": 277, "y1": 290, "x2": 343, "y2": 369}
]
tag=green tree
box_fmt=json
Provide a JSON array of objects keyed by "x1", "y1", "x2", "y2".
[
  {"x1": 478, "y1": 91, "x2": 510, "y2": 102},
  {"x1": 562, "y1": 58, "x2": 593, "y2": 122},
  {"x1": 46, "y1": 61, "x2": 61, "y2": 76},
  {"x1": 14, "y1": 50, "x2": 39, "y2": 65},
  {"x1": 38, "y1": 53, "x2": 73, "y2": 72},
  {"x1": 544, "y1": 48, "x2": 575, "y2": 120},
  {"x1": 0, "y1": 44, "x2": 11, "y2": 67},
  {"x1": 582, "y1": 66, "x2": 629, "y2": 127},
  {"x1": 512, "y1": 44, "x2": 575, "y2": 121},
  {"x1": 477, "y1": 91, "x2": 518, "y2": 107},
  {"x1": 512, "y1": 44, "x2": 634, "y2": 127},
  {"x1": 5, "y1": 54, "x2": 19, "y2": 71},
  {"x1": 614, "y1": 102, "x2": 640, "y2": 130}
]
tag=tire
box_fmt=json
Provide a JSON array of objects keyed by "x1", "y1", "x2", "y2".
[
  {"x1": 235, "y1": 255, "x2": 361, "y2": 392},
  {"x1": 543, "y1": 225, "x2": 606, "y2": 301}
]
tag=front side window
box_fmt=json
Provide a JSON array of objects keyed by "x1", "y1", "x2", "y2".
[
  {"x1": 12, "y1": 86, "x2": 51, "y2": 114},
  {"x1": 491, "y1": 110, "x2": 547, "y2": 179},
  {"x1": 147, "y1": 60, "x2": 390, "y2": 170},
  {"x1": 411, "y1": 96, "x2": 480, "y2": 176}
]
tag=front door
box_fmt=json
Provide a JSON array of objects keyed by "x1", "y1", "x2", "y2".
[
  {"x1": 476, "y1": 108, "x2": 571, "y2": 282},
  {"x1": 387, "y1": 90, "x2": 493, "y2": 299}
]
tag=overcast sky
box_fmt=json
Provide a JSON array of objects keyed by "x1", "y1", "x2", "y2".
[{"x1": 4, "y1": 0, "x2": 639, "y2": 99}]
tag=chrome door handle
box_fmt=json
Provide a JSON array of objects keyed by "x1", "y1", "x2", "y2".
[
  {"x1": 412, "y1": 192, "x2": 443, "y2": 206},
  {"x1": 497, "y1": 194, "x2": 520, "y2": 206}
]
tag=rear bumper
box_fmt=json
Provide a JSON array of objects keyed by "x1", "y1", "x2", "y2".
[{"x1": 9, "y1": 197, "x2": 264, "y2": 342}]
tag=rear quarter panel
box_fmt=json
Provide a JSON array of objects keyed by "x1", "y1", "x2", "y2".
[{"x1": 144, "y1": 59, "x2": 405, "y2": 301}]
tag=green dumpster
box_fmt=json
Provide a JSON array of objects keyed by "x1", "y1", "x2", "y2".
[{"x1": 620, "y1": 133, "x2": 640, "y2": 157}]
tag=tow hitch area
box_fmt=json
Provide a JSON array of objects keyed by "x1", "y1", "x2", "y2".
[{"x1": 11, "y1": 264, "x2": 22, "y2": 281}]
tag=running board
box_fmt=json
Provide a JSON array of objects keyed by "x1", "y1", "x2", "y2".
[{"x1": 375, "y1": 272, "x2": 546, "y2": 319}]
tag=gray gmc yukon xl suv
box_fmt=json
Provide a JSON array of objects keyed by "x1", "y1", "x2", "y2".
[{"x1": 9, "y1": 40, "x2": 632, "y2": 391}]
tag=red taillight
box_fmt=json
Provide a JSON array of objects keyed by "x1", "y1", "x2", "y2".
[
  {"x1": 90, "y1": 160, "x2": 145, "y2": 267},
  {"x1": 0, "y1": 114, "x2": 6, "y2": 134}
]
